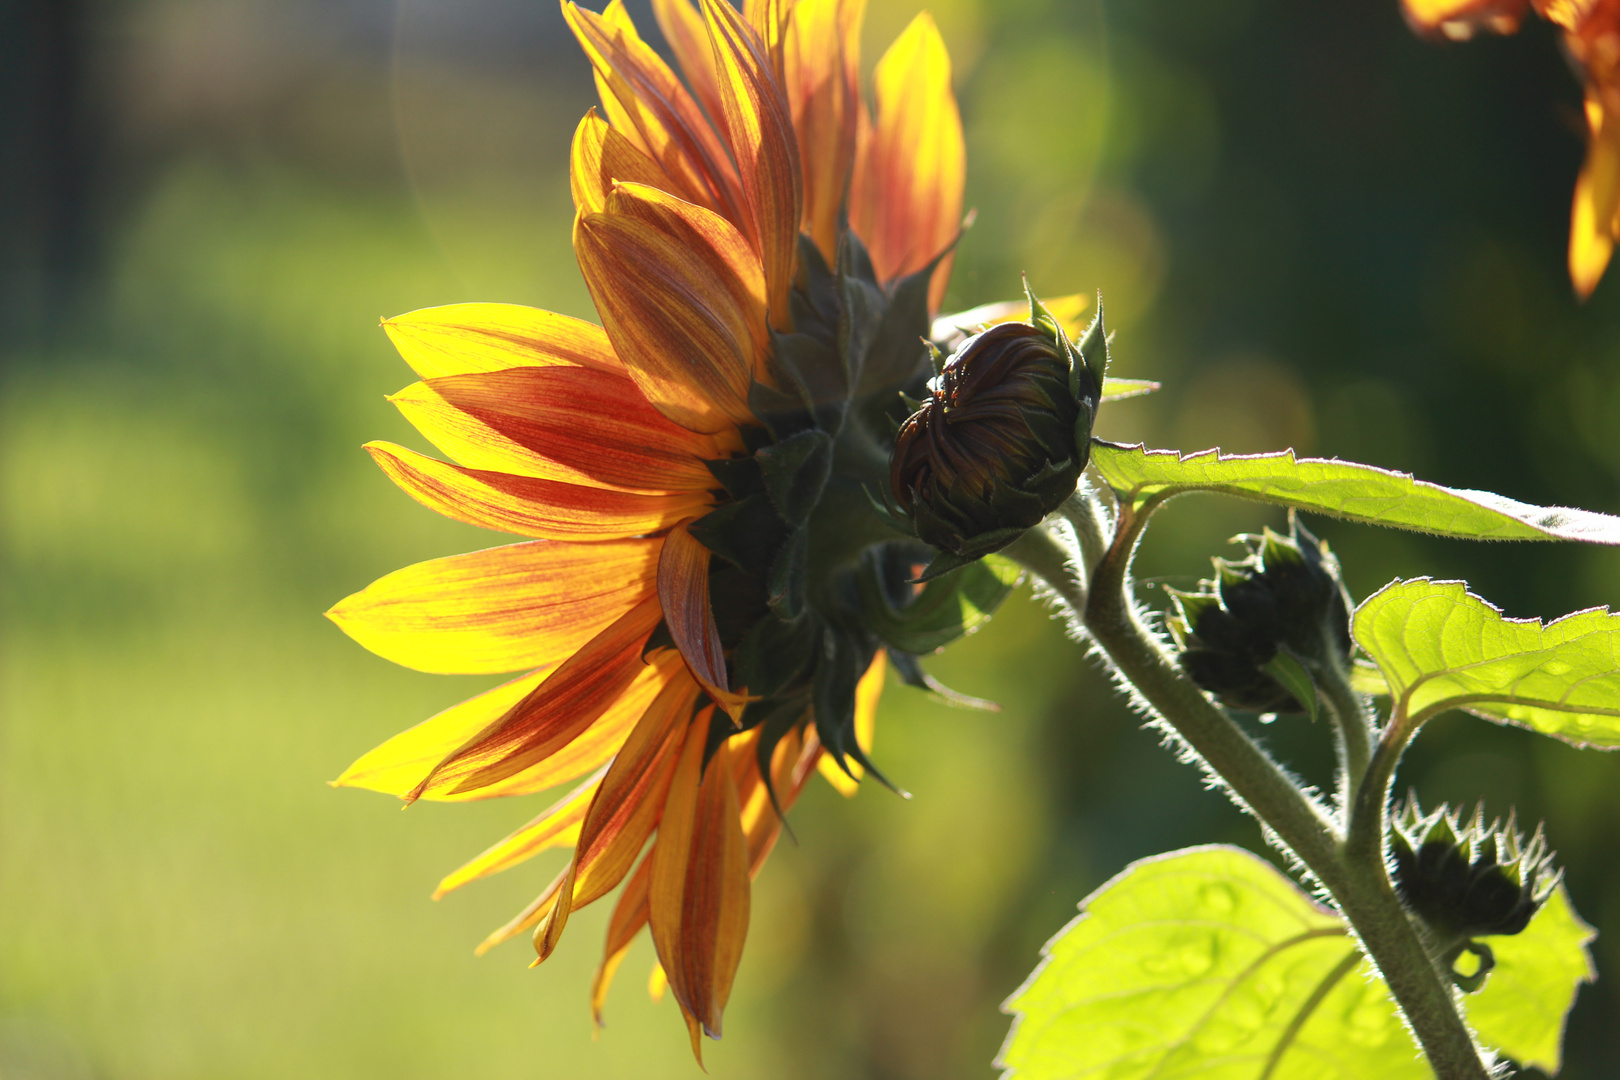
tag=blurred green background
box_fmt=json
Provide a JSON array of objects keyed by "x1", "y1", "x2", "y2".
[{"x1": 5, "y1": 0, "x2": 1620, "y2": 1076}]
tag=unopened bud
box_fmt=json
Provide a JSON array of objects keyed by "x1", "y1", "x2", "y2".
[
  {"x1": 1168, "y1": 514, "x2": 1352, "y2": 714},
  {"x1": 889, "y1": 290, "x2": 1104, "y2": 561}
]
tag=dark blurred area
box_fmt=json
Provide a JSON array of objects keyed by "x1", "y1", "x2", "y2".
[{"x1": 5, "y1": 0, "x2": 1620, "y2": 1077}]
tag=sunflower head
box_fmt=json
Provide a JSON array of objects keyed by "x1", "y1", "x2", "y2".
[
  {"x1": 1167, "y1": 514, "x2": 1353, "y2": 715},
  {"x1": 889, "y1": 289, "x2": 1105, "y2": 563},
  {"x1": 1391, "y1": 797, "x2": 1559, "y2": 992}
]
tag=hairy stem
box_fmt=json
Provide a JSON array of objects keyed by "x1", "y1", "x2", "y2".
[
  {"x1": 1316, "y1": 657, "x2": 1376, "y2": 823},
  {"x1": 1015, "y1": 492, "x2": 1491, "y2": 1080}
]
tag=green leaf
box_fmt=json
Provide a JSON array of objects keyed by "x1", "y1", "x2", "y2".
[
  {"x1": 1466, "y1": 884, "x2": 1596, "y2": 1074},
  {"x1": 1090, "y1": 443, "x2": 1620, "y2": 544},
  {"x1": 1101, "y1": 376, "x2": 1160, "y2": 401},
  {"x1": 1355, "y1": 578, "x2": 1620, "y2": 745},
  {"x1": 999, "y1": 846, "x2": 1596, "y2": 1079},
  {"x1": 998, "y1": 846, "x2": 1426, "y2": 1080},
  {"x1": 860, "y1": 553, "x2": 1022, "y2": 654}
]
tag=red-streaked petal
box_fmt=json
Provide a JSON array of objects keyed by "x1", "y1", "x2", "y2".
[
  {"x1": 391, "y1": 366, "x2": 722, "y2": 494},
  {"x1": 575, "y1": 201, "x2": 761, "y2": 433},
  {"x1": 658, "y1": 520, "x2": 731, "y2": 700},
  {"x1": 563, "y1": 0, "x2": 743, "y2": 220},
  {"x1": 648, "y1": 707, "x2": 711, "y2": 1038},
  {"x1": 817, "y1": 649, "x2": 884, "y2": 794},
  {"x1": 407, "y1": 596, "x2": 665, "y2": 800},
  {"x1": 591, "y1": 851, "x2": 654, "y2": 1024},
  {"x1": 785, "y1": 0, "x2": 864, "y2": 263},
  {"x1": 366, "y1": 441, "x2": 711, "y2": 540},
  {"x1": 433, "y1": 767, "x2": 605, "y2": 899},
  {"x1": 679, "y1": 736, "x2": 751, "y2": 1038},
  {"x1": 326, "y1": 539, "x2": 660, "y2": 675},
  {"x1": 331, "y1": 668, "x2": 549, "y2": 798},
  {"x1": 850, "y1": 12, "x2": 963, "y2": 312},
  {"x1": 534, "y1": 672, "x2": 700, "y2": 960},
  {"x1": 701, "y1": 0, "x2": 802, "y2": 329},
  {"x1": 651, "y1": 0, "x2": 726, "y2": 139},
  {"x1": 571, "y1": 108, "x2": 679, "y2": 215},
  {"x1": 382, "y1": 303, "x2": 624, "y2": 379}
]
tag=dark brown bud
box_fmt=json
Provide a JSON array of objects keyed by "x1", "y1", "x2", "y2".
[{"x1": 889, "y1": 295, "x2": 1104, "y2": 561}]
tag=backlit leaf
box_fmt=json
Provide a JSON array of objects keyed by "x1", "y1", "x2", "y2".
[
  {"x1": 1466, "y1": 884, "x2": 1596, "y2": 1074},
  {"x1": 999, "y1": 845, "x2": 1595, "y2": 1079},
  {"x1": 997, "y1": 846, "x2": 1424, "y2": 1080},
  {"x1": 1090, "y1": 443, "x2": 1620, "y2": 544},
  {"x1": 1355, "y1": 578, "x2": 1620, "y2": 745}
]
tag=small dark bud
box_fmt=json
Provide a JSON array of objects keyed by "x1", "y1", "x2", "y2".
[
  {"x1": 1167, "y1": 514, "x2": 1352, "y2": 714},
  {"x1": 1391, "y1": 798, "x2": 1559, "y2": 944},
  {"x1": 890, "y1": 289, "x2": 1104, "y2": 561}
]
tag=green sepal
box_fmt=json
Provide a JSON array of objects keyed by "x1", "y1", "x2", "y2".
[
  {"x1": 887, "y1": 649, "x2": 1001, "y2": 710},
  {"x1": 756, "y1": 428, "x2": 834, "y2": 525},
  {"x1": 688, "y1": 494, "x2": 790, "y2": 579},
  {"x1": 913, "y1": 548, "x2": 981, "y2": 583},
  {"x1": 704, "y1": 455, "x2": 765, "y2": 500},
  {"x1": 767, "y1": 524, "x2": 809, "y2": 619},
  {"x1": 859, "y1": 553, "x2": 1022, "y2": 654},
  {"x1": 1261, "y1": 649, "x2": 1319, "y2": 721},
  {"x1": 732, "y1": 612, "x2": 819, "y2": 699},
  {"x1": 771, "y1": 331, "x2": 847, "y2": 435}
]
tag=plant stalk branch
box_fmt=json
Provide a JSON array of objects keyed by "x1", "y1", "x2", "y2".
[{"x1": 1012, "y1": 494, "x2": 1491, "y2": 1080}]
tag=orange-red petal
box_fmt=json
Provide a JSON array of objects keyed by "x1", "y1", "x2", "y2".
[
  {"x1": 563, "y1": 0, "x2": 744, "y2": 221},
  {"x1": 534, "y1": 672, "x2": 700, "y2": 961},
  {"x1": 784, "y1": 0, "x2": 863, "y2": 262},
  {"x1": 383, "y1": 303, "x2": 624, "y2": 378},
  {"x1": 651, "y1": 0, "x2": 727, "y2": 139},
  {"x1": 365, "y1": 441, "x2": 710, "y2": 540},
  {"x1": 680, "y1": 737, "x2": 752, "y2": 1038},
  {"x1": 850, "y1": 13, "x2": 964, "y2": 312},
  {"x1": 326, "y1": 538, "x2": 660, "y2": 675},
  {"x1": 591, "y1": 851, "x2": 655, "y2": 1024},
  {"x1": 575, "y1": 193, "x2": 762, "y2": 433},
  {"x1": 701, "y1": 0, "x2": 803, "y2": 328},
  {"x1": 407, "y1": 595, "x2": 665, "y2": 800},
  {"x1": 658, "y1": 520, "x2": 733, "y2": 700},
  {"x1": 390, "y1": 366, "x2": 722, "y2": 494}
]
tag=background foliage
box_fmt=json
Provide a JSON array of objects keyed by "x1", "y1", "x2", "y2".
[{"x1": 5, "y1": 0, "x2": 1620, "y2": 1077}]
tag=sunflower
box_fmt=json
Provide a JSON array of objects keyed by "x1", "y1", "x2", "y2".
[
  {"x1": 327, "y1": 0, "x2": 1006, "y2": 1054},
  {"x1": 1403, "y1": 0, "x2": 1620, "y2": 296}
]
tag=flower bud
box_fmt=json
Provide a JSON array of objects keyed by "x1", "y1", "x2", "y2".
[
  {"x1": 1391, "y1": 798, "x2": 1558, "y2": 943},
  {"x1": 1167, "y1": 514, "x2": 1352, "y2": 714},
  {"x1": 889, "y1": 292, "x2": 1104, "y2": 561}
]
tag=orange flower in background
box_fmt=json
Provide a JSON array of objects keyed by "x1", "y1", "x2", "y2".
[
  {"x1": 328, "y1": 0, "x2": 988, "y2": 1055},
  {"x1": 1403, "y1": 0, "x2": 1620, "y2": 296}
]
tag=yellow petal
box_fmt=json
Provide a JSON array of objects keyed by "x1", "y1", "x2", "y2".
[
  {"x1": 651, "y1": 0, "x2": 727, "y2": 142},
  {"x1": 326, "y1": 538, "x2": 659, "y2": 675},
  {"x1": 1401, "y1": 0, "x2": 1529, "y2": 37},
  {"x1": 433, "y1": 767, "x2": 605, "y2": 898},
  {"x1": 331, "y1": 668, "x2": 549, "y2": 797},
  {"x1": 591, "y1": 853, "x2": 654, "y2": 1024},
  {"x1": 365, "y1": 441, "x2": 711, "y2": 540},
  {"x1": 570, "y1": 108, "x2": 679, "y2": 215},
  {"x1": 1571, "y1": 105, "x2": 1620, "y2": 299},
  {"x1": 475, "y1": 866, "x2": 568, "y2": 956},
  {"x1": 382, "y1": 303, "x2": 623, "y2": 379},
  {"x1": 850, "y1": 12, "x2": 964, "y2": 312},
  {"x1": 816, "y1": 649, "x2": 884, "y2": 795}
]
